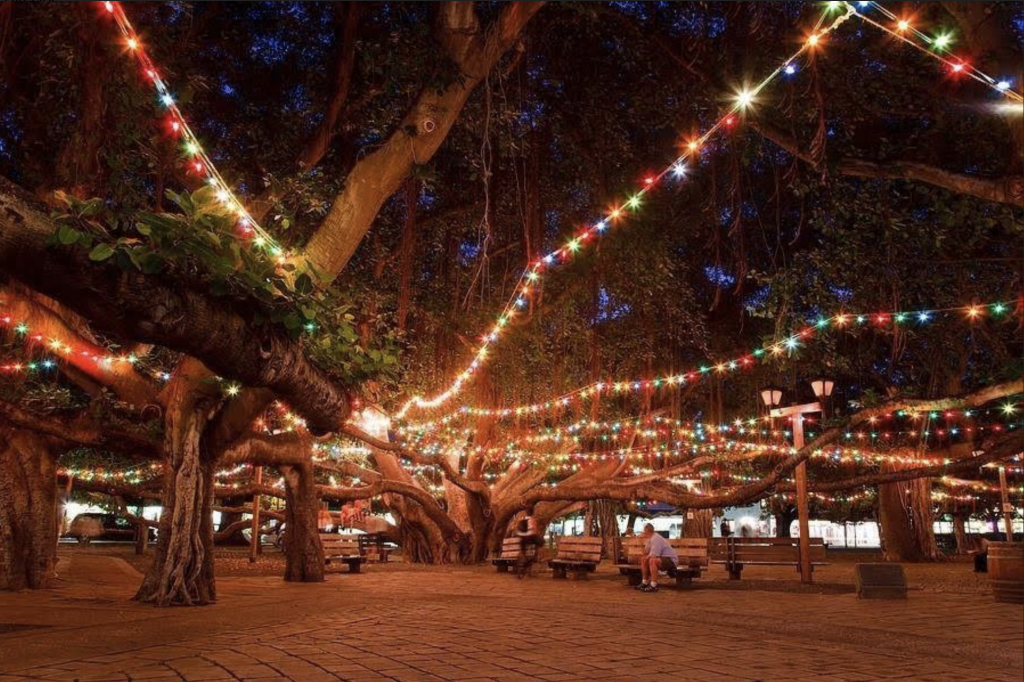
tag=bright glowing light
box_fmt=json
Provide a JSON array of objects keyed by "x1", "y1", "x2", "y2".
[
  {"x1": 897, "y1": 19, "x2": 910, "y2": 32},
  {"x1": 104, "y1": 1, "x2": 114, "y2": 12},
  {"x1": 932, "y1": 33, "x2": 952, "y2": 50},
  {"x1": 687, "y1": 140, "x2": 700, "y2": 152},
  {"x1": 951, "y1": 62, "x2": 965, "y2": 73},
  {"x1": 184, "y1": 140, "x2": 199, "y2": 156},
  {"x1": 807, "y1": 33, "x2": 820, "y2": 47},
  {"x1": 671, "y1": 162, "x2": 687, "y2": 178},
  {"x1": 126, "y1": 37, "x2": 138, "y2": 50},
  {"x1": 996, "y1": 80, "x2": 1011, "y2": 91},
  {"x1": 735, "y1": 88, "x2": 755, "y2": 108},
  {"x1": 1002, "y1": 403, "x2": 1018, "y2": 416},
  {"x1": 966, "y1": 305, "x2": 982, "y2": 319},
  {"x1": 224, "y1": 383, "x2": 240, "y2": 397},
  {"x1": 784, "y1": 64, "x2": 797, "y2": 75},
  {"x1": 160, "y1": 93, "x2": 174, "y2": 107},
  {"x1": 917, "y1": 311, "x2": 930, "y2": 323}
]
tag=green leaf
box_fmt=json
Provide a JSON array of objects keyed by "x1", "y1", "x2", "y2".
[
  {"x1": 88, "y1": 243, "x2": 115, "y2": 261},
  {"x1": 58, "y1": 225, "x2": 81, "y2": 245}
]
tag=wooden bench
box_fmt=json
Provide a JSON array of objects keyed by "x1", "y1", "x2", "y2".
[
  {"x1": 492, "y1": 537, "x2": 524, "y2": 572},
  {"x1": 548, "y1": 536, "x2": 602, "y2": 579},
  {"x1": 614, "y1": 537, "x2": 709, "y2": 588},
  {"x1": 358, "y1": 533, "x2": 395, "y2": 563},
  {"x1": 710, "y1": 537, "x2": 828, "y2": 580},
  {"x1": 319, "y1": 533, "x2": 367, "y2": 573}
]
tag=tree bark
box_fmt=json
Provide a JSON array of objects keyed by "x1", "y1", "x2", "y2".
[
  {"x1": 752, "y1": 120, "x2": 1023, "y2": 206},
  {"x1": 772, "y1": 501, "x2": 798, "y2": 538},
  {"x1": 908, "y1": 476, "x2": 942, "y2": 561},
  {"x1": 682, "y1": 508, "x2": 713, "y2": 538},
  {"x1": 396, "y1": 179, "x2": 418, "y2": 334},
  {"x1": 877, "y1": 469, "x2": 924, "y2": 563},
  {"x1": 951, "y1": 509, "x2": 972, "y2": 554},
  {"x1": 302, "y1": 1, "x2": 544, "y2": 281},
  {"x1": 0, "y1": 177, "x2": 353, "y2": 435},
  {"x1": 134, "y1": 371, "x2": 219, "y2": 606},
  {"x1": 281, "y1": 460, "x2": 326, "y2": 582},
  {"x1": 0, "y1": 429, "x2": 58, "y2": 590}
]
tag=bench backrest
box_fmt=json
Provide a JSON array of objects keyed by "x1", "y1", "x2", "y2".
[
  {"x1": 555, "y1": 536, "x2": 603, "y2": 563},
  {"x1": 620, "y1": 537, "x2": 709, "y2": 566},
  {"x1": 500, "y1": 536, "x2": 523, "y2": 559},
  {"x1": 710, "y1": 537, "x2": 826, "y2": 563},
  {"x1": 319, "y1": 533, "x2": 362, "y2": 556}
]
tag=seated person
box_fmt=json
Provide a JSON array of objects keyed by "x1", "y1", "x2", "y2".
[
  {"x1": 514, "y1": 506, "x2": 543, "y2": 576},
  {"x1": 637, "y1": 523, "x2": 678, "y2": 592}
]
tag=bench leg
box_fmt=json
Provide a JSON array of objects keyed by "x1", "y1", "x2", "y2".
[
  {"x1": 496, "y1": 563, "x2": 509, "y2": 573},
  {"x1": 728, "y1": 566, "x2": 742, "y2": 581},
  {"x1": 674, "y1": 573, "x2": 693, "y2": 589},
  {"x1": 626, "y1": 572, "x2": 641, "y2": 587},
  {"x1": 349, "y1": 561, "x2": 361, "y2": 574},
  {"x1": 552, "y1": 565, "x2": 567, "y2": 579},
  {"x1": 570, "y1": 569, "x2": 586, "y2": 580}
]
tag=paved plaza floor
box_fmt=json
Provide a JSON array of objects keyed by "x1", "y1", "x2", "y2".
[{"x1": 0, "y1": 552, "x2": 1021, "y2": 682}]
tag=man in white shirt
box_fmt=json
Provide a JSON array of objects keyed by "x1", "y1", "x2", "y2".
[{"x1": 638, "y1": 523, "x2": 678, "y2": 592}]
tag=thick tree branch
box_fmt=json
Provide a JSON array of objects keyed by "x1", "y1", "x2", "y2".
[
  {"x1": 0, "y1": 399, "x2": 163, "y2": 459},
  {"x1": 753, "y1": 119, "x2": 1023, "y2": 206},
  {"x1": 219, "y1": 431, "x2": 311, "y2": 468},
  {"x1": 302, "y1": 1, "x2": 544, "y2": 281},
  {"x1": 777, "y1": 432, "x2": 1022, "y2": 494},
  {"x1": 0, "y1": 285, "x2": 160, "y2": 406},
  {"x1": 0, "y1": 177, "x2": 352, "y2": 434}
]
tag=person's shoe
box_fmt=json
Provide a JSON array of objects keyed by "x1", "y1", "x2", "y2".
[
  {"x1": 648, "y1": 584, "x2": 659, "y2": 592},
  {"x1": 635, "y1": 582, "x2": 649, "y2": 591}
]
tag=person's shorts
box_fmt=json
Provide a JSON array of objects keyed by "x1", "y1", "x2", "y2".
[{"x1": 658, "y1": 557, "x2": 677, "y2": 572}]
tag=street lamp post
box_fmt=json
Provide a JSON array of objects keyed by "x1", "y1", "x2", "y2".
[
  {"x1": 763, "y1": 383, "x2": 830, "y2": 585},
  {"x1": 811, "y1": 378, "x2": 835, "y2": 420}
]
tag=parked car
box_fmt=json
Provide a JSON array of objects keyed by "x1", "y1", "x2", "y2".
[
  {"x1": 241, "y1": 522, "x2": 286, "y2": 549},
  {"x1": 64, "y1": 513, "x2": 155, "y2": 544}
]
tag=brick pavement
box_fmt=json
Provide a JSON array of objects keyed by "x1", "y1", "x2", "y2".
[{"x1": 1, "y1": 557, "x2": 1020, "y2": 682}]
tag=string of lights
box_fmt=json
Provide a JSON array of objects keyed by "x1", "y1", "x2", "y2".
[
  {"x1": 399, "y1": 404, "x2": 1020, "y2": 448},
  {"x1": 1, "y1": 309, "x2": 162, "y2": 379},
  {"x1": 849, "y1": 1, "x2": 1023, "y2": 103},
  {"x1": 99, "y1": 1, "x2": 284, "y2": 257},
  {"x1": 400, "y1": 301, "x2": 1017, "y2": 429},
  {"x1": 394, "y1": 5, "x2": 857, "y2": 420}
]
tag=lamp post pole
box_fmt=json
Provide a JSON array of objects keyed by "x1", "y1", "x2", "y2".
[
  {"x1": 249, "y1": 465, "x2": 263, "y2": 563},
  {"x1": 770, "y1": 401, "x2": 822, "y2": 584},
  {"x1": 998, "y1": 466, "x2": 1014, "y2": 542}
]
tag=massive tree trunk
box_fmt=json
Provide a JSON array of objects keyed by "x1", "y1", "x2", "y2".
[
  {"x1": 772, "y1": 502, "x2": 798, "y2": 538},
  {"x1": 595, "y1": 500, "x2": 619, "y2": 557},
  {"x1": 0, "y1": 429, "x2": 58, "y2": 590},
  {"x1": 951, "y1": 509, "x2": 973, "y2": 554},
  {"x1": 877, "y1": 474, "x2": 924, "y2": 562},
  {"x1": 682, "y1": 508, "x2": 713, "y2": 538},
  {"x1": 281, "y1": 461, "x2": 325, "y2": 582},
  {"x1": 135, "y1": 374, "x2": 219, "y2": 606},
  {"x1": 907, "y1": 476, "x2": 942, "y2": 561}
]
